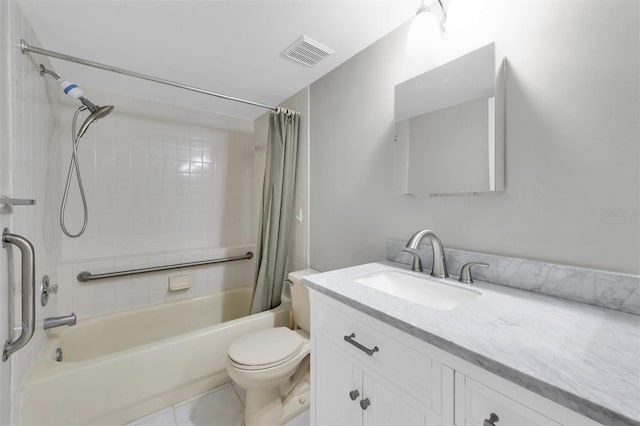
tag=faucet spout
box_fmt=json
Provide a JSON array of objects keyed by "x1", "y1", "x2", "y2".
[
  {"x1": 43, "y1": 313, "x2": 76, "y2": 330},
  {"x1": 403, "y1": 230, "x2": 449, "y2": 278}
]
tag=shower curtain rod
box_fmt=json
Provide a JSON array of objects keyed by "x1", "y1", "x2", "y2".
[{"x1": 20, "y1": 39, "x2": 279, "y2": 112}]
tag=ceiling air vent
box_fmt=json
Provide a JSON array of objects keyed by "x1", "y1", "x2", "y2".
[{"x1": 281, "y1": 35, "x2": 334, "y2": 67}]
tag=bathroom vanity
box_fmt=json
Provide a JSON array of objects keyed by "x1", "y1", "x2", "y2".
[{"x1": 304, "y1": 262, "x2": 640, "y2": 426}]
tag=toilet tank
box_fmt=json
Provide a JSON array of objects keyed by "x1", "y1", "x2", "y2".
[{"x1": 288, "y1": 269, "x2": 317, "y2": 333}]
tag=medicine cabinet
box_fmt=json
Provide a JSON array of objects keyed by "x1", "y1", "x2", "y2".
[{"x1": 394, "y1": 43, "x2": 505, "y2": 195}]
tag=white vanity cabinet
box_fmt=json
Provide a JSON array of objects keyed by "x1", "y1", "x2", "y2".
[
  {"x1": 310, "y1": 291, "x2": 602, "y2": 426},
  {"x1": 313, "y1": 333, "x2": 364, "y2": 426},
  {"x1": 314, "y1": 333, "x2": 437, "y2": 426},
  {"x1": 452, "y1": 370, "x2": 601, "y2": 426},
  {"x1": 454, "y1": 374, "x2": 561, "y2": 426},
  {"x1": 311, "y1": 292, "x2": 455, "y2": 426}
]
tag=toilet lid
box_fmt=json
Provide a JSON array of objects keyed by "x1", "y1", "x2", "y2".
[{"x1": 228, "y1": 327, "x2": 303, "y2": 368}]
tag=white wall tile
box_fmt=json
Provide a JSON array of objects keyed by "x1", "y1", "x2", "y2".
[
  {"x1": 48, "y1": 92, "x2": 259, "y2": 319},
  {"x1": 0, "y1": 0, "x2": 12, "y2": 416},
  {"x1": 2, "y1": 4, "x2": 264, "y2": 424},
  {"x1": 1, "y1": 3, "x2": 60, "y2": 424}
]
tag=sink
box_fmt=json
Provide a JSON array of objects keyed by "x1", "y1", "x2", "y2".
[{"x1": 354, "y1": 270, "x2": 480, "y2": 311}]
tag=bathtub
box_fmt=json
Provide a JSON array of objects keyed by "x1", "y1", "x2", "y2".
[{"x1": 22, "y1": 286, "x2": 290, "y2": 425}]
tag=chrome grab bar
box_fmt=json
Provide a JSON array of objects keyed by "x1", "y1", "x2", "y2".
[
  {"x1": 2, "y1": 228, "x2": 36, "y2": 362},
  {"x1": 77, "y1": 251, "x2": 253, "y2": 282},
  {"x1": 0, "y1": 196, "x2": 36, "y2": 206}
]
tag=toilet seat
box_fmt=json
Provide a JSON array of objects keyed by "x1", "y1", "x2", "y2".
[{"x1": 228, "y1": 327, "x2": 303, "y2": 370}]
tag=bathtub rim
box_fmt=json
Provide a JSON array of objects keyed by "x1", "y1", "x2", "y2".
[
  {"x1": 46, "y1": 285, "x2": 256, "y2": 339},
  {"x1": 24, "y1": 289, "x2": 291, "y2": 385}
]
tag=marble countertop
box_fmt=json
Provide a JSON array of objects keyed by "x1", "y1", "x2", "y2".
[{"x1": 303, "y1": 261, "x2": 640, "y2": 426}]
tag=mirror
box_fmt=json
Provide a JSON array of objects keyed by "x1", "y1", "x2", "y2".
[{"x1": 394, "y1": 43, "x2": 505, "y2": 195}]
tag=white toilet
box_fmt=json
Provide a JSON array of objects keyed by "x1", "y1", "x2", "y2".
[{"x1": 227, "y1": 269, "x2": 317, "y2": 426}]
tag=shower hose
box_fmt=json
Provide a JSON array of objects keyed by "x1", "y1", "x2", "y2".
[{"x1": 60, "y1": 106, "x2": 90, "y2": 238}]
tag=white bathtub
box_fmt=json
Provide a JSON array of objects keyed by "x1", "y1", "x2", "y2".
[{"x1": 22, "y1": 286, "x2": 290, "y2": 425}]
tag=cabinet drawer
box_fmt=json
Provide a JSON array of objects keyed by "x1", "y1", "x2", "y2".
[
  {"x1": 455, "y1": 374, "x2": 562, "y2": 426},
  {"x1": 314, "y1": 296, "x2": 443, "y2": 414}
]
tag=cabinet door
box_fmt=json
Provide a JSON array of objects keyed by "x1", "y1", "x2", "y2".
[
  {"x1": 362, "y1": 374, "x2": 433, "y2": 426},
  {"x1": 455, "y1": 373, "x2": 561, "y2": 426},
  {"x1": 315, "y1": 335, "x2": 363, "y2": 426}
]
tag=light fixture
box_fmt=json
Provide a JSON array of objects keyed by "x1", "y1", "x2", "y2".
[
  {"x1": 414, "y1": 0, "x2": 447, "y2": 37},
  {"x1": 406, "y1": 0, "x2": 448, "y2": 54}
]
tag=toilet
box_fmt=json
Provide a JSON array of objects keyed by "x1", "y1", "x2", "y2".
[{"x1": 227, "y1": 269, "x2": 317, "y2": 426}]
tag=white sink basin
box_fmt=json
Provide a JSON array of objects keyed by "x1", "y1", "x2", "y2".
[{"x1": 354, "y1": 270, "x2": 480, "y2": 311}]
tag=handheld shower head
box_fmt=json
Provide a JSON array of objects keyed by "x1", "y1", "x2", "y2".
[
  {"x1": 40, "y1": 64, "x2": 116, "y2": 239},
  {"x1": 77, "y1": 105, "x2": 114, "y2": 138}
]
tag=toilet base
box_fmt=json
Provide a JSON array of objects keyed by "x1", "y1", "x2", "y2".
[
  {"x1": 240, "y1": 360, "x2": 310, "y2": 426},
  {"x1": 244, "y1": 386, "x2": 282, "y2": 426},
  {"x1": 244, "y1": 383, "x2": 309, "y2": 426},
  {"x1": 280, "y1": 371, "x2": 310, "y2": 425}
]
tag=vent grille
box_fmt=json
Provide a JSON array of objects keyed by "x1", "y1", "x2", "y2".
[{"x1": 282, "y1": 35, "x2": 334, "y2": 67}]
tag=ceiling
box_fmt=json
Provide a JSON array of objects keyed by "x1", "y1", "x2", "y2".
[{"x1": 19, "y1": 0, "x2": 417, "y2": 120}]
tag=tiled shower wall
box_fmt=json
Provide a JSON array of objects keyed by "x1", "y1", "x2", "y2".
[
  {"x1": 2, "y1": 10, "x2": 263, "y2": 422},
  {"x1": 1, "y1": 1, "x2": 304, "y2": 423},
  {"x1": 52, "y1": 96, "x2": 259, "y2": 318},
  {"x1": 0, "y1": 2, "x2": 60, "y2": 424},
  {"x1": 55, "y1": 106, "x2": 256, "y2": 260}
]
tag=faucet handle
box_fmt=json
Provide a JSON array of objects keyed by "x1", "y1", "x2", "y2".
[
  {"x1": 459, "y1": 262, "x2": 489, "y2": 284},
  {"x1": 402, "y1": 248, "x2": 423, "y2": 272}
]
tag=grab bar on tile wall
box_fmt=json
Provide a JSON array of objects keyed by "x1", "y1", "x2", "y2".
[
  {"x1": 2, "y1": 228, "x2": 36, "y2": 362},
  {"x1": 77, "y1": 252, "x2": 254, "y2": 283}
]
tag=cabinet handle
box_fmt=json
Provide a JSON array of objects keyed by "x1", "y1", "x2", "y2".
[
  {"x1": 349, "y1": 390, "x2": 360, "y2": 401},
  {"x1": 344, "y1": 333, "x2": 379, "y2": 356},
  {"x1": 359, "y1": 398, "x2": 371, "y2": 410},
  {"x1": 483, "y1": 413, "x2": 499, "y2": 426}
]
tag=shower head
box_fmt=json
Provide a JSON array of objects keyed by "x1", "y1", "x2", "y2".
[{"x1": 77, "y1": 105, "x2": 114, "y2": 139}]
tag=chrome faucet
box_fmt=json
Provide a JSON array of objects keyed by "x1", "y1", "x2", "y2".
[
  {"x1": 402, "y1": 230, "x2": 449, "y2": 278},
  {"x1": 43, "y1": 313, "x2": 76, "y2": 330}
]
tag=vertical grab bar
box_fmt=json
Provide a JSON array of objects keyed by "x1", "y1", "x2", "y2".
[{"x1": 2, "y1": 228, "x2": 35, "y2": 362}]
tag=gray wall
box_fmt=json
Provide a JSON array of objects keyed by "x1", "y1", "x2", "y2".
[{"x1": 309, "y1": 1, "x2": 640, "y2": 274}]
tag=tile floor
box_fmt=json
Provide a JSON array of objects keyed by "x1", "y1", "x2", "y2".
[{"x1": 128, "y1": 382, "x2": 310, "y2": 426}]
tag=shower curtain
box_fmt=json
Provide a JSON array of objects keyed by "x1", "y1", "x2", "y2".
[{"x1": 250, "y1": 108, "x2": 300, "y2": 313}]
